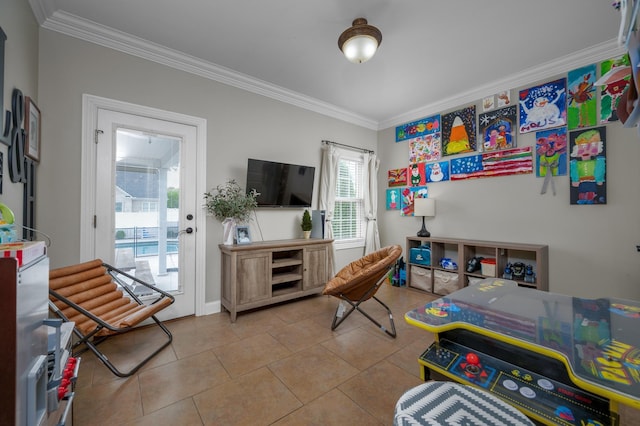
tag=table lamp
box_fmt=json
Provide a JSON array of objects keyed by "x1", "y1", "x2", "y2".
[{"x1": 414, "y1": 198, "x2": 435, "y2": 237}]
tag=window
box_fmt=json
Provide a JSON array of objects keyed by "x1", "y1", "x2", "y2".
[
  {"x1": 332, "y1": 152, "x2": 365, "y2": 248},
  {"x1": 140, "y1": 201, "x2": 158, "y2": 212}
]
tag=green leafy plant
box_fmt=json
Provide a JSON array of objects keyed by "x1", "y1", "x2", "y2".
[
  {"x1": 301, "y1": 209, "x2": 312, "y2": 232},
  {"x1": 204, "y1": 179, "x2": 259, "y2": 223}
]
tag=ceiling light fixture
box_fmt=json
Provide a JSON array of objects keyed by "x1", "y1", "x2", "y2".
[{"x1": 338, "y1": 18, "x2": 382, "y2": 64}]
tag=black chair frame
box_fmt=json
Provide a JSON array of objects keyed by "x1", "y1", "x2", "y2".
[
  {"x1": 330, "y1": 266, "x2": 397, "y2": 338},
  {"x1": 48, "y1": 262, "x2": 174, "y2": 378}
]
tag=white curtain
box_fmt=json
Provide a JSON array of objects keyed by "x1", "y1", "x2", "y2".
[
  {"x1": 364, "y1": 152, "x2": 381, "y2": 254},
  {"x1": 319, "y1": 144, "x2": 340, "y2": 277}
]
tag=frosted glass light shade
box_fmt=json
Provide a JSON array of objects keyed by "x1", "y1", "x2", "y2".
[
  {"x1": 342, "y1": 35, "x2": 378, "y2": 63},
  {"x1": 338, "y1": 18, "x2": 382, "y2": 64},
  {"x1": 414, "y1": 198, "x2": 435, "y2": 217}
]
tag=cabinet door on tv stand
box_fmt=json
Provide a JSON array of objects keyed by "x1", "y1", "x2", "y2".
[
  {"x1": 237, "y1": 253, "x2": 271, "y2": 305},
  {"x1": 303, "y1": 245, "x2": 329, "y2": 290}
]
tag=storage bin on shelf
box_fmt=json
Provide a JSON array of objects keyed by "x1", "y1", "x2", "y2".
[
  {"x1": 410, "y1": 246, "x2": 431, "y2": 265},
  {"x1": 434, "y1": 270, "x2": 460, "y2": 295},
  {"x1": 410, "y1": 266, "x2": 431, "y2": 291},
  {"x1": 480, "y1": 258, "x2": 496, "y2": 276}
]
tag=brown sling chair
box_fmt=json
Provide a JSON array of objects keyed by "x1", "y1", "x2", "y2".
[
  {"x1": 48, "y1": 259, "x2": 175, "y2": 377},
  {"x1": 323, "y1": 245, "x2": 402, "y2": 337}
]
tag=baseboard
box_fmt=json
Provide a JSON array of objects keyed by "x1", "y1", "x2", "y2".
[{"x1": 202, "y1": 300, "x2": 221, "y2": 316}]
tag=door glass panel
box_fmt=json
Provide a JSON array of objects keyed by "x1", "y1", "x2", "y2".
[{"x1": 113, "y1": 128, "x2": 181, "y2": 295}]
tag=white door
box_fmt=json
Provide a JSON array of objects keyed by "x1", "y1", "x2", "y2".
[{"x1": 93, "y1": 108, "x2": 198, "y2": 319}]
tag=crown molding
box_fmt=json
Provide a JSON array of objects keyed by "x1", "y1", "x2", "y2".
[
  {"x1": 36, "y1": 9, "x2": 380, "y2": 130},
  {"x1": 379, "y1": 39, "x2": 626, "y2": 130},
  {"x1": 31, "y1": 1, "x2": 626, "y2": 132}
]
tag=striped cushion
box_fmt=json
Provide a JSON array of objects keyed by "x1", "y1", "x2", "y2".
[{"x1": 394, "y1": 381, "x2": 533, "y2": 426}]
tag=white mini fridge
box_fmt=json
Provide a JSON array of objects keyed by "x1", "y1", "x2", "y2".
[{"x1": 0, "y1": 254, "x2": 49, "y2": 425}]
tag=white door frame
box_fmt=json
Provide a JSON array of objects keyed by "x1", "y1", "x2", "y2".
[{"x1": 81, "y1": 94, "x2": 207, "y2": 316}]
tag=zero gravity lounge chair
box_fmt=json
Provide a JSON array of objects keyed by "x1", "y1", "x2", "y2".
[
  {"x1": 48, "y1": 259, "x2": 175, "y2": 377},
  {"x1": 323, "y1": 245, "x2": 403, "y2": 337}
]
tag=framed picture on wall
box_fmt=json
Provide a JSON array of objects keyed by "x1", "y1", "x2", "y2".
[{"x1": 25, "y1": 97, "x2": 41, "y2": 162}]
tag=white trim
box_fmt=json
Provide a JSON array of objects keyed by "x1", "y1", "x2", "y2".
[
  {"x1": 34, "y1": 2, "x2": 625, "y2": 132},
  {"x1": 204, "y1": 300, "x2": 221, "y2": 316},
  {"x1": 81, "y1": 94, "x2": 208, "y2": 316},
  {"x1": 380, "y1": 40, "x2": 627, "y2": 130},
  {"x1": 41, "y1": 10, "x2": 378, "y2": 130},
  {"x1": 334, "y1": 239, "x2": 365, "y2": 251}
]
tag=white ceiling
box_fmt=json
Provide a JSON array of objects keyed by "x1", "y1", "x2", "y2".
[{"x1": 29, "y1": 0, "x2": 624, "y2": 130}]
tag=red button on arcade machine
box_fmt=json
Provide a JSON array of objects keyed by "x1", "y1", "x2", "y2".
[{"x1": 460, "y1": 352, "x2": 490, "y2": 382}]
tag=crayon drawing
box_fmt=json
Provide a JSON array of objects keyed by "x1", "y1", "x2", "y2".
[
  {"x1": 519, "y1": 78, "x2": 566, "y2": 134},
  {"x1": 567, "y1": 64, "x2": 597, "y2": 130}
]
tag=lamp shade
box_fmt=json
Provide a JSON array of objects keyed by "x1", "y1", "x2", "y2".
[
  {"x1": 414, "y1": 198, "x2": 435, "y2": 217},
  {"x1": 338, "y1": 18, "x2": 382, "y2": 64}
]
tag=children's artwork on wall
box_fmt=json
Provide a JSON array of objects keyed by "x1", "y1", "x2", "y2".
[
  {"x1": 409, "y1": 134, "x2": 441, "y2": 163},
  {"x1": 482, "y1": 95, "x2": 495, "y2": 111},
  {"x1": 412, "y1": 186, "x2": 428, "y2": 200},
  {"x1": 400, "y1": 186, "x2": 428, "y2": 216},
  {"x1": 567, "y1": 64, "x2": 597, "y2": 130},
  {"x1": 497, "y1": 89, "x2": 512, "y2": 108},
  {"x1": 425, "y1": 161, "x2": 450, "y2": 182},
  {"x1": 519, "y1": 78, "x2": 567, "y2": 134},
  {"x1": 400, "y1": 187, "x2": 414, "y2": 216},
  {"x1": 388, "y1": 168, "x2": 407, "y2": 187},
  {"x1": 536, "y1": 127, "x2": 567, "y2": 177},
  {"x1": 386, "y1": 188, "x2": 401, "y2": 210},
  {"x1": 442, "y1": 105, "x2": 477, "y2": 156},
  {"x1": 408, "y1": 163, "x2": 426, "y2": 186},
  {"x1": 598, "y1": 54, "x2": 631, "y2": 123},
  {"x1": 450, "y1": 147, "x2": 533, "y2": 180},
  {"x1": 478, "y1": 106, "x2": 517, "y2": 152},
  {"x1": 569, "y1": 127, "x2": 606, "y2": 205},
  {"x1": 396, "y1": 115, "x2": 440, "y2": 142},
  {"x1": 450, "y1": 154, "x2": 483, "y2": 180}
]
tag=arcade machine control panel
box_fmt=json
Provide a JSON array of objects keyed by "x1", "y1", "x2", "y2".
[{"x1": 405, "y1": 279, "x2": 640, "y2": 426}]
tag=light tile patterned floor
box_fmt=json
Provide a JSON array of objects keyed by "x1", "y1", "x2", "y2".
[{"x1": 72, "y1": 284, "x2": 640, "y2": 425}]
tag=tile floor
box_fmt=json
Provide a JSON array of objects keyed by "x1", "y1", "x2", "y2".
[{"x1": 72, "y1": 284, "x2": 640, "y2": 426}]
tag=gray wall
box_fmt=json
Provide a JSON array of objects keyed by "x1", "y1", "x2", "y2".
[
  {"x1": 0, "y1": 0, "x2": 39, "y2": 223},
  {"x1": 36, "y1": 30, "x2": 377, "y2": 303},
  {"x1": 377, "y1": 108, "x2": 640, "y2": 300},
  {"x1": 3, "y1": 3, "x2": 639, "y2": 306}
]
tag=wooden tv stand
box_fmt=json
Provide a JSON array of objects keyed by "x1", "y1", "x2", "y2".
[{"x1": 219, "y1": 238, "x2": 333, "y2": 322}]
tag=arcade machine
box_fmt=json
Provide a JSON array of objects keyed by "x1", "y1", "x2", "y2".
[{"x1": 405, "y1": 279, "x2": 640, "y2": 425}]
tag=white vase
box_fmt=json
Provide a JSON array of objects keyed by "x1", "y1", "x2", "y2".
[
  {"x1": 303, "y1": 230, "x2": 311, "y2": 239},
  {"x1": 222, "y1": 218, "x2": 236, "y2": 245}
]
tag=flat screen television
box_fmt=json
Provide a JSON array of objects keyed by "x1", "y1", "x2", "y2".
[{"x1": 246, "y1": 158, "x2": 315, "y2": 208}]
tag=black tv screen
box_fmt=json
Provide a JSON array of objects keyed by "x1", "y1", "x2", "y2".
[{"x1": 246, "y1": 158, "x2": 315, "y2": 207}]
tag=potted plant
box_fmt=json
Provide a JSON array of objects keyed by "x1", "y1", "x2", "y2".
[
  {"x1": 301, "y1": 209, "x2": 312, "y2": 239},
  {"x1": 204, "y1": 179, "x2": 259, "y2": 244}
]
